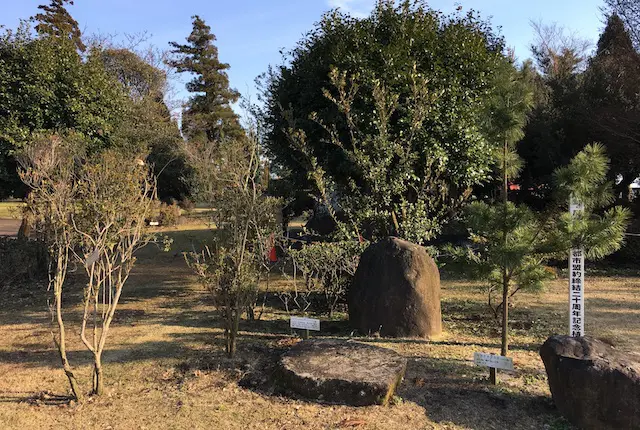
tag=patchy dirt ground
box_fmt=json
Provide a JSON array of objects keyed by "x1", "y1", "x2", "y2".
[
  {"x1": 0, "y1": 219, "x2": 20, "y2": 236},
  {"x1": 0, "y1": 227, "x2": 638, "y2": 429}
]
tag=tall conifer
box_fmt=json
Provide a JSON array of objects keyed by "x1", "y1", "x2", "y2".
[
  {"x1": 168, "y1": 16, "x2": 243, "y2": 141},
  {"x1": 32, "y1": 0, "x2": 86, "y2": 52}
]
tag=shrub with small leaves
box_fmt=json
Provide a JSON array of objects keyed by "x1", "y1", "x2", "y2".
[
  {"x1": 156, "y1": 201, "x2": 181, "y2": 226},
  {"x1": 287, "y1": 240, "x2": 365, "y2": 316}
]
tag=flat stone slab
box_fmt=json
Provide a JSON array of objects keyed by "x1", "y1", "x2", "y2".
[{"x1": 278, "y1": 339, "x2": 407, "y2": 406}]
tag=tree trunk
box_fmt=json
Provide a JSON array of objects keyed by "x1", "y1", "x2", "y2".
[
  {"x1": 93, "y1": 354, "x2": 104, "y2": 395},
  {"x1": 390, "y1": 210, "x2": 400, "y2": 237},
  {"x1": 227, "y1": 309, "x2": 240, "y2": 358},
  {"x1": 53, "y1": 276, "x2": 83, "y2": 402},
  {"x1": 17, "y1": 214, "x2": 31, "y2": 240},
  {"x1": 246, "y1": 305, "x2": 255, "y2": 321},
  {"x1": 501, "y1": 137, "x2": 509, "y2": 358},
  {"x1": 224, "y1": 306, "x2": 232, "y2": 356},
  {"x1": 52, "y1": 330, "x2": 83, "y2": 402},
  {"x1": 492, "y1": 137, "x2": 510, "y2": 385},
  {"x1": 501, "y1": 276, "x2": 509, "y2": 357}
]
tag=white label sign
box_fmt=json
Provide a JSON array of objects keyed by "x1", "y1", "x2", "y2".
[
  {"x1": 290, "y1": 316, "x2": 320, "y2": 331},
  {"x1": 569, "y1": 196, "x2": 585, "y2": 337},
  {"x1": 473, "y1": 352, "x2": 514, "y2": 371},
  {"x1": 84, "y1": 248, "x2": 100, "y2": 268}
]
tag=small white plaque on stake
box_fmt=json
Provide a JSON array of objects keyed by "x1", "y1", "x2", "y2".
[
  {"x1": 473, "y1": 352, "x2": 514, "y2": 371},
  {"x1": 84, "y1": 248, "x2": 100, "y2": 268},
  {"x1": 290, "y1": 316, "x2": 320, "y2": 331}
]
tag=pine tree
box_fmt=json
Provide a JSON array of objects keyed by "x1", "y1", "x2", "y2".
[
  {"x1": 452, "y1": 143, "x2": 629, "y2": 384},
  {"x1": 168, "y1": 15, "x2": 243, "y2": 142},
  {"x1": 451, "y1": 59, "x2": 631, "y2": 384},
  {"x1": 32, "y1": 0, "x2": 86, "y2": 52},
  {"x1": 484, "y1": 58, "x2": 534, "y2": 383}
]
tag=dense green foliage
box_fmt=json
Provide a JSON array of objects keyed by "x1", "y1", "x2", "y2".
[
  {"x1": 0, "y1": 24, "x2": 129, "y2": 198},
  {"x1": 583, "y1": 14, "x2": 640, "y2": 197},
  {"x1": 262, "y1": 0, "x2": 509, "y2": 243},
  {"x1": 0, "y1": 3, "x2": 191, "y2": 201},
  {"x1": 606, "y1": 0, "x2": 640, "y2": 49},
  {"x1": 101, "y1": 47, "x2": 192, "y2": 201}
]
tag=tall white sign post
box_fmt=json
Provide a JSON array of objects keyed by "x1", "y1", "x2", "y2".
[{"x1": 569, "y1": 196, "x2": 585, "y2": 337}]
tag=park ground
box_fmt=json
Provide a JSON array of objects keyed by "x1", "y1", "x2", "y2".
[
  {"x1": 0, "y1": 201, "x2": 21, "y2": 236},
  {"x1": 0, "y1": 218, "x2": 639, "y2": 429}
]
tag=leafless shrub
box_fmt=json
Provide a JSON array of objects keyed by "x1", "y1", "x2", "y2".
[{"x1": 184, "y1": 132, "x2": 280, "y2": 357}]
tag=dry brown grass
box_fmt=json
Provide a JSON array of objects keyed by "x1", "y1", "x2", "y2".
[
  {"x1": 0, "y1": 201, "x2": 23, "y2": 219},
  {"x1": 0, "y1": 226, "x2": 638, "y2": 429}
]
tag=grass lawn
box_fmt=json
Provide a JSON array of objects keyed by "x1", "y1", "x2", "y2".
[
  {"x1": 0, "y1": 201, "x2": 23, "y2": 219},
  {"x1": 0, "y1": 225, "x2": 638, "y2": 429}
]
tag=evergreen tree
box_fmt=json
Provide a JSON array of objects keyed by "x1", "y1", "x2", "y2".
[
  {"x1": 0, "y1": 24, "x2": 128, "y2": 198},
  {"x1": 450, "y1": 52, "x2": 630, "y2": 383},
  {"x1": 583, "y1": 14, "x2": 640, "y2": 201},
  {"x1": 168, "y1": 16, "x2": 243, "y2": 142},
  {"x1": 605, "y1": 0, "x2": 640, "y2": 50},
  {"x1": 483, "y1": 58, "x2": 534, "y2": 383},
  {"x1": 32, "y1": 0, "x2": 86, "y2": 52},
  {"x1": 452, "y1": 142, "x2": 630, "y2": 383},
  {"x1": 262, "y1": 1, "x2": 508, "y2": 242},
  {"x1": 101, "y1": 48, "x2": 193, "y2": 201},
  {"x1": 517, "y1": 23, "x2": 591, "y2": 209}
]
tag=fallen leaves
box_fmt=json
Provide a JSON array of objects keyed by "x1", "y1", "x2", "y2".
[{"x1": 339, "y1": 417, "x2": 367, "y2": 427}]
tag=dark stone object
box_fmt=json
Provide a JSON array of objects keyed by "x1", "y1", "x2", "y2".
[
  {"x1": 349, "y1": 236, "x2": 442, "y2": 338},
  {"x1": 278, "y1": 339, "x2": 407, "y2": 406},
  {"x1": 540, "y1": 335, "x2": 640, "y2": 430}
]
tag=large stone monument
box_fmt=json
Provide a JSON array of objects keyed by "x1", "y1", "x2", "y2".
[
  {"x1": 540, "y1": 335, "x2": 640, "y2": 430},
  {"x1": 349, "y1": 237, "x2": 442, "y2": 338}
]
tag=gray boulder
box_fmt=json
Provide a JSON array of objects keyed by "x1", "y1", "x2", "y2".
[
  {"x1": 278, "y1": 339, "x2": 407, "y2": 406},
  {"x1": 540, "y1": 335, "x2": 640, "y2": 429},
  {"x1": 349, "y1": 237, "x2": 442, "y2": 338}
]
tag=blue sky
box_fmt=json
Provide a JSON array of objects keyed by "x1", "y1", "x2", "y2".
[{"x1": 3, "y1": 0, "x2": 607, "y2": 111}]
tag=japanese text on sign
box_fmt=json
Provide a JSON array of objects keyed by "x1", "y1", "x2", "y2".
[
  {"x1": 569, "y1": 196, "x2": 585, "y2": 337},
  {"x1": 473, "y1": 352, "x2": 514, "y2": 371},
  {"x1": 290, "y1": 316, "x2": 320, "y2": 331}
]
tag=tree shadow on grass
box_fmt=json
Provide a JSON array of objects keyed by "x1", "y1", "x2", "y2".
[
  {"x1": 398, "y1": 356, "x2": 566, "y2": 430},
  {"x1": 0, "y1": 391, "x2": 73, "y2": 406},
  {"x1": 0, "y1": 337, "x2": 200, "y2": 368},
  {"x1": 357, "y1": 336, "x2": 540, "y2": 352},
  {"x1": 224, "y1": 338, "x2": 567, "y2": 430}
]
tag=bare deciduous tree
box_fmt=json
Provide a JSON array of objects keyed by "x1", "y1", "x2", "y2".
[
  {"x1": 70, "y1": 150, "x2": 157, "y2": 395},
  {"x1": 530, "y1": 20, "x2": 592, "y2": 77},
  {"x1": 18, "y1": 133, "x2": 83, "y2": 401},
  {"x1": 184, "y1": 132, "x2": 280, "y2": 358}
]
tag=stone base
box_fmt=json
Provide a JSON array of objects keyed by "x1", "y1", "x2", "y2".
[
  {"x1": 278, "y1": 339, "x2": 407, "y2": 406},
  {"x1": 540, "y1": 335, "x2": 640, "y2": 430}
]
